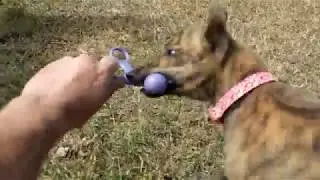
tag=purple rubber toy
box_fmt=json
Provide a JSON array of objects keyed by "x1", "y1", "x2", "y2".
[{"x1": 143, "y1": 73, "x2": 168, "y2": 95}]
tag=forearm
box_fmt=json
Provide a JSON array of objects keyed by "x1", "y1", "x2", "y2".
[{"x1": 0, "y1": 96, "x2": 66, "y2": 180}]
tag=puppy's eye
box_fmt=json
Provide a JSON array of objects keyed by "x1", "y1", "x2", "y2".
[{"x1": 166, "y1": 48, "x2": 177, "y2": 56}]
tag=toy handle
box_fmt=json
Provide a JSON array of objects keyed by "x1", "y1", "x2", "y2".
[{"x1": 109, "y1": 47, "x2": 134, "y2": 84}]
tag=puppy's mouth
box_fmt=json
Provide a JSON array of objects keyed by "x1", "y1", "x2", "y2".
[{"x1": 125, "y1": 70, "x2": 180, "y2": 98}]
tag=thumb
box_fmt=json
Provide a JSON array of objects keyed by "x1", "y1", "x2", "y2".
[
  {"x1": 100, "y1": 76, "x2": 125, "y2": 101},
  {"x1": 98, "y1": 55, "x2": 122, "y2": 88},
  {"x1": 98, "y1": 56, "x2": 120, "y2": 76},
  {"x1": 98, "y1": 56, "x2": 126, "y2": 98},
  {"x1": 110, "y1": 76, "x2": 126, "y2": 91}
]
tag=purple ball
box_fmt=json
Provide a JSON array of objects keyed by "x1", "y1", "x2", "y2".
[{"x1": 143, "y1": 73, "x2": 168, "y2": 95}]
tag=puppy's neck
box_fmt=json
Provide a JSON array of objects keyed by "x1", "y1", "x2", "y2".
[
  {"x1": 208, "y1": 42, "x2": 269, "y2": 124},
  {"x1": 214, "y1": 42, "x2": 268, "y2": 102}
]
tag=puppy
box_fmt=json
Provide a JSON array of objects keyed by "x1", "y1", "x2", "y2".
[{"x1": 126, "y1": 3, "x2": 320, "y2": 180}]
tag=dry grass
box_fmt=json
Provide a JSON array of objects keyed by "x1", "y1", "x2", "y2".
[{"x1": 0, "y1": 0, "x2": 319, "y2": 179}]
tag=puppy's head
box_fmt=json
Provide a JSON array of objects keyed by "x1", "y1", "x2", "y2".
[{"x1": 127, "y1": 5, "x2": 233, "y2": 101}]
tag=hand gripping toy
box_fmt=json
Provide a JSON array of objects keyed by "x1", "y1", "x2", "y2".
[{"x1": 109, "y1": 47, "x2": 168, "y2": 96}]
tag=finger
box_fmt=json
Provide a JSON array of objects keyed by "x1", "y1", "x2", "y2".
[
  {"x1": 103, "y1": 76, "x2": 125, "y2": 92},
  {"x1": 111, "y1": 76, "x2": 126, "y2": 90},
  {"x1": 60, "y1": 56, "x2": 74, "y2": 61},
  {"x1": 78, "y1": 47, "x2": 88, "y2": 54},
  {"x1": 98, "y1": 56, "x2": 120, "y2": 76},
  {"x1": 99, "y1": 76, "x2": 125, "y2": 101},
  {"x1": 77, "y1": 53, "x2": 101, "y2": 62}
]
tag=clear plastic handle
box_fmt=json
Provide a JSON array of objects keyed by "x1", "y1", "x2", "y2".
[
  {"x1": 109, "y1": 47, "x2": 134, "y2": 84},
  {"x1": 109, "y1": 47, "x2": 134, "y2": 73}
]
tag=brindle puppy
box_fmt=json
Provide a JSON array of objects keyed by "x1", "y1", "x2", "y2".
[{"x1": 126, "y1": 3, "x2": 320, "y2": 180}]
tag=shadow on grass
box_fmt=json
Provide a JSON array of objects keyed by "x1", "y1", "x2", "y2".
[{"x1": 0, "y1": 6, "x2": 159, "y2": 107}]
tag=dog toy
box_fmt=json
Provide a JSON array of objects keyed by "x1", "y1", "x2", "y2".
[
  {"x1": 143, "y1": 72, "x2": 168, "y2": 95},
  {"x1": 109, "y1": 47, "x2": 168, "y2": 96}
]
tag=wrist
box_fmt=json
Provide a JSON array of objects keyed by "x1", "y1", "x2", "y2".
[
  {"x1": 14, "y1": 95, "x2": 70, "y2": 136},
  {"x1": 0, "y1": 95, "x2": 68, "y2": 179}
]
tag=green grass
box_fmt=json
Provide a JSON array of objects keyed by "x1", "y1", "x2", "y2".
[{"x1": 0, "y1": 0, "x2": 319, "y2": 179}]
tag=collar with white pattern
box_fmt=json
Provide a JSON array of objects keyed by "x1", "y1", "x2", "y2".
[{"x1": 208, "y1": 72, "x2": 276, "y2": 124}]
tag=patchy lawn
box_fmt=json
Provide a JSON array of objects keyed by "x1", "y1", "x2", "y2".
[{"x1": 0, "y1": 0, "x2": 319, "y2": 179}]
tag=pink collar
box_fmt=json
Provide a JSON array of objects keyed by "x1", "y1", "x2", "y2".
[{"x1": 208, "y1": 72, "x2": 276, "y2": 124}]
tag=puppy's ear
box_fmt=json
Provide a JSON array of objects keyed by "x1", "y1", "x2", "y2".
[{"x1": 204, "y1": 3, "x2": 228, "y2": 60}]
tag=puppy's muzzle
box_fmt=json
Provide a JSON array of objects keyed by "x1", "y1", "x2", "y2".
[{"x1": 125, "y1": 69, "x2": 179, "y2": 97}]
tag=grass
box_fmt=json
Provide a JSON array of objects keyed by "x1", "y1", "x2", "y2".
[{"x1": 0, "y1": 0, "x2": 319, "y2": 179}]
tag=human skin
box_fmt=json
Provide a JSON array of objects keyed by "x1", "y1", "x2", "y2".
[{"x1": 0, "y1": 54, "x2": 124, "y2": 180}]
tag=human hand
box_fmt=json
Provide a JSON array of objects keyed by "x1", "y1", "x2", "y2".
[{"x1": 21, "y1": 54, "x2": 124, "y2": 133}]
